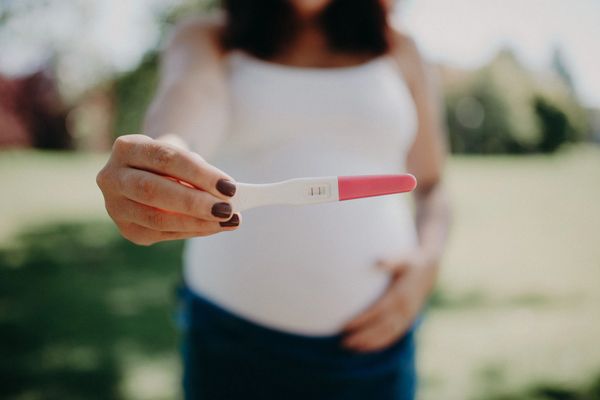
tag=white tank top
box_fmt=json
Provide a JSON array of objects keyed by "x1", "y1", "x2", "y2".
[{"x1": 183, "y1": 50, "x2": 419, "y2": 335}]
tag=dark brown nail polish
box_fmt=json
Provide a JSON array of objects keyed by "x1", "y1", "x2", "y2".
[
  {"x1": 211, "y1": 202, "x2": 232, "y2": 218},
  {"x1": 216, "y1": 179, "x2": 236, "y2": 197},
  {"x1": 219, "y1": 214, "x2": 240, "y2": 227}
]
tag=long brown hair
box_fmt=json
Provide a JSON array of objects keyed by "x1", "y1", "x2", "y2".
[{"x1": 220, "y1": 0, "x2": 390, "y2": 59}]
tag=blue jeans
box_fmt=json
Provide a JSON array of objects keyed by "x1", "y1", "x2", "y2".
[{"x1": 176, "y1": 284, "x2": 419, "y2": 400}]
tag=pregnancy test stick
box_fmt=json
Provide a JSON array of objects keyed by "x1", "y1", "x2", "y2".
[{"x1": 229, "y1": 174, "x2": 417, "y2": 212}]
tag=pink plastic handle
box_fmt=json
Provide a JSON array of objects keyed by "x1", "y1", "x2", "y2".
[{"x1": 337, "y1": 174, "x2": 417, "y2": 201}]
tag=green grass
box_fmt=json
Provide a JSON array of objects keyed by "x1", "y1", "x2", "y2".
[
  {"x1": 0, "y1": 145, "x2": 599, "y2": 399},
  {"x1": 0, "y1": 222, "x2": 183, "y2": 400},
  {"x1": 419, "y1": 144, "x2": 600, "y2": 400}
]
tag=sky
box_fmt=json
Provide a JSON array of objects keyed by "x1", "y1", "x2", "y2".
[
  {"x1": 0, "y1": 0, "x2": 598, "y2": 107},
  {"x1": 398, "y1": 0, "x2": 600, "y2": 107}
]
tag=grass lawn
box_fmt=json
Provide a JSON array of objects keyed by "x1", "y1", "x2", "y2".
[{"x1": 0, "y1": 144, "x2": 599, "y2": 399}]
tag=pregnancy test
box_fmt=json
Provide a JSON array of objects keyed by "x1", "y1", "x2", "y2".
[{"x1": 229, "y1": 174, "x2": 417, "y2": 212}]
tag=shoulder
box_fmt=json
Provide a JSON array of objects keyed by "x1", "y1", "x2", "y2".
[
  {"x1": 388, "y1": 28, "x2": 418, "y2": 54},
  {"x1": 164, "y1": 13, "x2": 227, "y2": 61},
  {"x1": 157, "y1": 13, "x2": 229, "y2": 82},
  {"x1": 387, "y1": 28, "x2": 430, "y2": 89}
]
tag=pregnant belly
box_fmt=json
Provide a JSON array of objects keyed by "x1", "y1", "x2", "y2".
[{"x1": 183, "y1": 193, "x2": 418, "y2": 335}]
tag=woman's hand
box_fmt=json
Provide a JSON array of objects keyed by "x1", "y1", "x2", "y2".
[
  {"x1": 96, "y1": 134, "x2": 241, "y2": 246},
  {"x1": 341, "y1": 251, "x2": 439, "y2": 352}
]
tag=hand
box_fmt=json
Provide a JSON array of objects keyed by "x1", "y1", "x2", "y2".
[
  {"x1": 96, "y1": 134, "x2": 241, "y2": 246},
  {"x1": 342, "y1": 250, "x2": 439, "y2": 352}
]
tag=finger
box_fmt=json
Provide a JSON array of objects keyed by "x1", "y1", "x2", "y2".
[
  {"x1": 118, "y1": 221, "x2": 234, "y2": 246},
  {"x1": 376, "y1": 258, "x2": 409, "y2": 274},
  {"x1": 343, "y1": 323, "x2": 392, "y2": 352},
  {"x1": 118, "y1": 168, "x2": 233, "y2": 221},
  {"x1": 343, "y1": 317, "x2": 408, "y2": 352},
  {"x1": 219, "y1": 212, "x2": 242, "y2": 228},
  {"x1": 115, "y1": 135, "x2": 236, "y2": 200},
  {"x1": 109, "y1": 197, "x2": 223, "y2": 232},
  {"x1": 343, "y1": 290, "x2": 395, "y2": 332}
]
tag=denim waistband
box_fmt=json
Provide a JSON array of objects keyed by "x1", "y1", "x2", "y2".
[{"x1": 176, "y1": 283, "x2": 419, "y2": 377}]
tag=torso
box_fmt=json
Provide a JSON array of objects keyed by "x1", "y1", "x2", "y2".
[{"x1": 183, "y1": 48, "x2": 420, "y2": 335}]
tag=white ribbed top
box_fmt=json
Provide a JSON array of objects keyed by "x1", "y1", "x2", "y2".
[{"x1": 183, "y1": 50, "x2": 419, "y2": 335}]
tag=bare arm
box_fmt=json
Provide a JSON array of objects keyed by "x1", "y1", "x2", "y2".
[
  {"x1": 96, "y1": 17, "x2": 241, "y2": 246},
  {"x1": 143, "y1": 15, "x2": 230, "y2": 156},
  {"x1": 401, "y1": 35, "x2": 452, "y2": 275},
  {"x1": 343, "y1": 33, "x2": 452, "y2": 352}
]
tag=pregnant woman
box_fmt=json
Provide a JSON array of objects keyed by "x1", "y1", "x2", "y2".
[{"x1": 96, "y1": 1, "x2": 451, "y2": 399}]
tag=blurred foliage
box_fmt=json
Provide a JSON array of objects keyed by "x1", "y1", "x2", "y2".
[
  {"x1": 113, "y1": 44, "x2": 590, "y2": 154},
  {"x1": 0, "y1": 0, "x2": 592, "y2": 154},
  {"x1": 444, "y1": 48, "x2": 589, "y2": 154},
  {"x1": 0, "y1": 221, "x2": 183, "y2": 399},
  {"x1": 114, "y1": 53, "x2": 159, "y2": 137},
  {"x1": 112, "y1": 0, "x2": 218, "y2": 137},
  {"x1": 535, "y1": 97, "x2": 570, "y2": 153}
]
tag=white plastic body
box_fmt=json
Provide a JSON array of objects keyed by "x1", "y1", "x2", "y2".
[{"x1": 230, "y1": 177, "x2": 339, "y2": 212}]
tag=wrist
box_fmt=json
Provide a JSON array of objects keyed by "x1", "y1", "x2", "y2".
[
  {"x1": 411, "y1": 248, "x2": 442, "y2": 293},
  {"x1": 155, "y1": 133, "x2": 190, "y2": 150}
]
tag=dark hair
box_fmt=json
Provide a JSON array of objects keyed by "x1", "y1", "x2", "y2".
[{"x1": 220, "y1": 0, "x2": 390, "y2": 59}]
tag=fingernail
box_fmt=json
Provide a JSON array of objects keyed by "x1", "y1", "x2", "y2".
[
  {"x1": 216, "y1": 179, "x2": 236, "y2": 197},
  {"x1": 212, "y1": 202, "x2": 232, "y2": 218},
  {"x1": 220, "y1": 213, "x2": 240, "y2": 227}
]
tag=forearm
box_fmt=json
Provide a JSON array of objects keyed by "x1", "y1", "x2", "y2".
[
  {"x1": 414, "y1": 181, "x2": 452, "y2": 270},
  {"x1": 142, "y1": 79, "x2": 228, "y2": 158},
  {"x1": 142, "y1": 83, "x2": 194, "y2": 150}
]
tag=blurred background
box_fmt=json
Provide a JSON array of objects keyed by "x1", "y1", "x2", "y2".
[{"x1": 1, "y1": 0, "x2": 599, "y2": 399}]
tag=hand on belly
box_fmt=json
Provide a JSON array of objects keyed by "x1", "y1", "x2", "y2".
[{"x1": 341, "y1": 250, "x2": 437, "y2": 352}]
